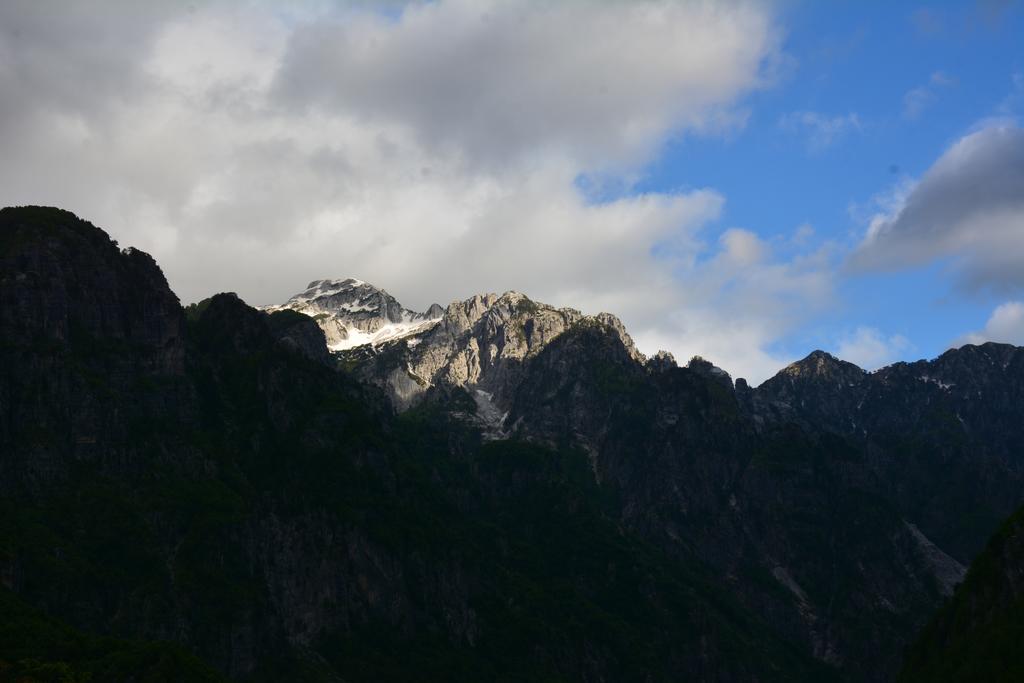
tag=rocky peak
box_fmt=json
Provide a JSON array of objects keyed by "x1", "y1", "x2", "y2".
[
  {"x1": 423, "y1": 302, "x2": 445, "y2": 319},
  {"x1": 406, "y1": 291, "x2": 588, "y2": 390},
  {"x1": 687, "y1": 355, "x2": 733, "y2": 387},
  {"x1": 749, "y1": 350, "x2": 870, "y2": 432},
  {"x1": 779, "y1": 350, "x2": 866, "y2": 384},
  {"x1": 266, "y1": 277, "x2": 443, "y2": 351},
  {"x1": 593, "y1": 312, "x2": 645, "y2": 365},
  {"x1": 647, "y1": 350, "x2": 678, "y2": 373},
  {"x1": 0, "y1": 205, "x2": 185, "y2": 375},
  {"x1": 411, "y1": 291, "x2": 645, "y2": 387},
  {"x1": 285, "y1": 278, "x2": 403, "y2": 321},
  {"x1": 930, "y1": 342, "x2": 1022, "y2": 382}
]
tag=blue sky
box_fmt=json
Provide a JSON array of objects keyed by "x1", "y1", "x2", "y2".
[
  {"x1": 633, "y1": 1, "x2": 1024, "y2": 365},
  {"x1": 2, "y1": 0, "x2": 1023, "y2": 382}
]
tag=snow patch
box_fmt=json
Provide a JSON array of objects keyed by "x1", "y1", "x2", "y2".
[
  {"x1": 327, "y1": 318, "x2": 440, "y2": 351},
  {"x1": 918, "y1": 375, "x2": 954, "y2": 390}
]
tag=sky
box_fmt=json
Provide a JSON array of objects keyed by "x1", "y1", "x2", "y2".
[{"x1": 1, "y1": 0, "x2": 1023, "y2": 383}]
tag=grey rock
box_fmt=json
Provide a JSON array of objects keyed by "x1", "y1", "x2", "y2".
[{"x1": 333, "y1": 288, "x2": 645, "y2": 417}]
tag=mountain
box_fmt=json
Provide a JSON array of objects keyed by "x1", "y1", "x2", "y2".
[
  {"x1": 898, "y1": 502, "x2": 1024, "y2": 682},
  {"x1": 3, "y1": 206, "x2": 1024, "y2": 682},
  {"x1": 0, "y1": 206, "x2": 829, "y2": 681}
]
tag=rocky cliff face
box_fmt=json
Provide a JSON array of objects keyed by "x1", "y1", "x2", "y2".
[
  {"x1": 0, "y1": 207, "x2": 184, "y2": 366},
  {"x1": 0, "y1": 206, "x2": 188, "y2": 495},
  {"x1": 323, "y1": 287, "x2": 645, "y2": 413}
]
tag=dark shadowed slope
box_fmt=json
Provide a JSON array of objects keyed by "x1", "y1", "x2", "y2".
[
  {"x1": 899, "y1": 505, "x2": 1024, "y2": 683},
  {"x1": 0, "y1": 206, "x2": 829, "y2": 681},
  {"x1": 4, "y1": 206, "x2": 1024, "y2": 682}
]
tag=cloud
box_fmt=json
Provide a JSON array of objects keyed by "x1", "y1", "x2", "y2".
[
  {"x1": 632, "y1": 227, "x2": 836, "y2": 384},
  {"x1": 779, "y1": 111, "x2": 862, "y2": 151},
  {"x1": 902, "y1": 87, "x2": 934, "y2": 121},
  {"x1": 0, "y1": 0, "x2": 825, "y2": 384},
  {"x1": 956, "y1": 301, "x2": 1024, "y2": 346},
  {"x1": 996, "y1": 71, "x2": 1024, "y2": 115},
  {"x1": 902, "y1": 71, "x2": 956, "y2": 120},
  {"x1": 849, "y1": 122, "x2": 1024, "y2": 293},
  {"x1": 834, "y1": 327, "x2": 911, "y2": 370},
  {"x1": 272, "y1": 0, "x2": 780, "y2": 171}
]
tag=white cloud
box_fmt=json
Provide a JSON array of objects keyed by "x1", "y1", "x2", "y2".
[
  {"x1": 850, "y1": 122, "x2": 1024, "y2": 293},
  {"x1": 779, "y1": 111, "x2": 862, "y2": 151},
  {"x1": 834, "y1": 327, "x2": 912, "y2": 370},
  {"x1": 632, "y1": 227, "x2": 836, "y2": 383},
  {"x1": 0, "y1": 0, "x2": 827, "y2": 384},
  {"x1": 902, "y1": 70, "x2": 956, "y2": 120},
  {"x1": 956, "y1": 301, "x2": 1024, "y2": 346},
  {"x1": 791, "y1": 223, "x2": 815, "y2": 246},
  {"x1": 902, "y1": 86, "x2": 934, "y2": 121}
]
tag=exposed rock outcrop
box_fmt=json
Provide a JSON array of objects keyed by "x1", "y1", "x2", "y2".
[{"x1": 322, "y1": 287, "x2": 645, "y2": 413}]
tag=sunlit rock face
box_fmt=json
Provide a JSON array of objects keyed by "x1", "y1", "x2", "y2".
[{"x1": 270, "y1": 281, "x2": 644, "y2": 413}]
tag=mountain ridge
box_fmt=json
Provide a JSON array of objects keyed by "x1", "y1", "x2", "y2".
[
  {"x1": 4, "y1": 206, "x2": 1024, "y2": 682},
  {"x1": 267, "y1": 275, "x2": 1018, "y2": 397}
]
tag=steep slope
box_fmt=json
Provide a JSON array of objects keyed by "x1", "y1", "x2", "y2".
[
  {"x1": 750, "y1": 346, "x2": 1024, "y2": 563},
  {"x1": 0, "y1": 206, "x2": 188, "y2": 494},
  {"x1": 0, "y1": 207, "x2": 830, "y2": 681},
  {"x1": 735, "y1": 347, "x2": 1024, "y2": 677},
  {"x1": 899, "y1": 505, "x2": 1024, "y2": 682}
]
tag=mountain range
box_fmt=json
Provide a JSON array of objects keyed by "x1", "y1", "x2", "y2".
[{"x1": 2, "y1": 206, "x2": 1023, "y2": 682}]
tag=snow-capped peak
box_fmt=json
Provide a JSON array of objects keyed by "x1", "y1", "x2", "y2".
[{"x1": 265, "y1": 278, "x2": 443, "y2": 351}]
